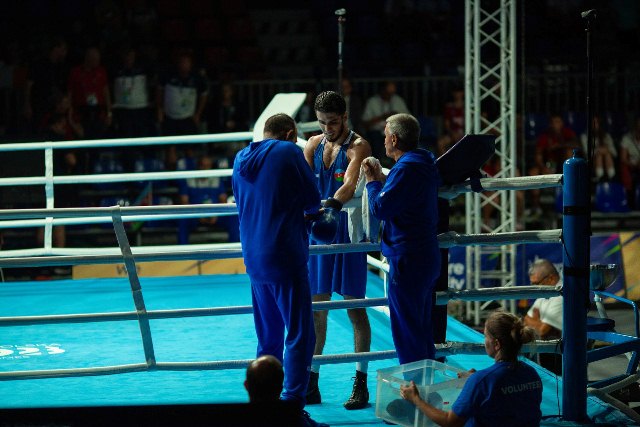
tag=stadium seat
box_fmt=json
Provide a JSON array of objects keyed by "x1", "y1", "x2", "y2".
[
  {"x1": 227, "y1": 17, "x2": 255, "y2": 42},
  {"x1": 195, "y1": 18, "x2": 223, "y2": 42},
  {"x1": 595, "y1": 182, "x2": 630, "y2": 213},
  {"x1": 161, "y1": 19, "x2": 189, "y2": 43},
  {"x1": 187, "y1": 0, "x2": 215, "y2": 16},
  {"x1": 157, "y1": 0, "x2": 184, "y2": 17},
  {"x1": 525, "y1": 113, "x2": 549, "y2": 141},
  {"x1": 134, "y1": 158, "x2": 168, "y2": 189},
  {"x1": 604, "y1": 111, "x2": 629, "y2": 140},
  {"x1": 93, "y1": 159, "x2": 125, "y2": 191},
  {"x1": 418, "y1": 115, "x2": 437, "y2": 148},
  {"x1": 563, "y1": 111, "x2": 587, "y2": 136}
]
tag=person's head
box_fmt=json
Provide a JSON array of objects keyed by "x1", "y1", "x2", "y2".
[
  {"x1": 549, "y1": 114, "x2": 564, "y2": 134},
  {"x1": 49, "y1": 113, "x2": 67, "y2": 134},
  {"x1": 452, "y1": 87, "x2": 464, "y2": 104},
  {"x1": 198, "y1": 155, "x2": 213, "y2": 170},
  {"x1": 177, "y1": 51, "x2": 193, "y2": 76},
  {"x1": 484, "y1": 311, "x2": 535, "y2": 362},
  {"x1": 49, "y1": 38, "x2": 68, "y2": 62},
  {"x1": 528, "y1": 259, "x2": 560, "y2": 286},
  {"x1": 379, "y1": 81, "x2": 397, "y2": 101},
  {"x1": 122, "y1": 47, "x2": 136, "y2": 68},
  {"x1": 384, "y1": 113, "x2": 420, "y2": 160},
  {"x1": 314, "y1": 91, "x2": 347, "y2": 143},
  {"x1": 263, "y1": 113, "x2": 297, "y2": 142},
  {"x1": 84, "y1": 47, "x2": 101, "y2": 68},
  {"x1": 53, "y1": 93, "x2": 71, "y2": 114},
  {"x1": 244, "y1": 355, "x2": 284, "y2": 403},
  {"x1": 221, "y1": 83, "x2": 234, "y2": 101},
  {"x1": 341, "y1": 77, "x2": 353, "y2": 97}
]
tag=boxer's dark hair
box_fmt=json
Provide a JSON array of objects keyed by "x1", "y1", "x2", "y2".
[
  {"x1": 314, "y1": 91, "x2": 346, "y2": 115},
  {"x1": 264, "y1": 113, "x2": 296, "y2": 141}
]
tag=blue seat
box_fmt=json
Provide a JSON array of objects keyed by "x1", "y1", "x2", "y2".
[
  {"x1": 93, "y1": 159, "x2": 125, "y2": 191},
  {"x1": 525, "y1": 113, "x2": 548, "y2": 141},
  {"x1": 134, "y1": 158, "x2": 168, "y2": 189},
  {"x1": 595, "y1": 182, "x2": 630, "y2": 213},
  {"x1": 604, "y1": 111, "x2": 629, "y2": 140},
  {"x1": 143, "y1": 196, "x2": 176, "y2": 229},
  {"x1": 563, "y1": 111, "x2": 587, "y2": 136},
  {"x1": 418, "y1": 115, "x2": 438, "y2": 148}
]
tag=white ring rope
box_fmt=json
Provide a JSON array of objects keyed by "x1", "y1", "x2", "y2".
[
  {"x1": 0, "y1": 230, "x2": 561, "y2": 263},
  {"x1": 0, "y1": 131, "x2": 254, "y2": 152},
  {"x1": 0, "y1": 287, "x2": 561, "y2": 328},
  {"x1": 0, "y1": 341, "x2": 561, "y2": 382},
  {"x1": 438, "y1": 174, "x2": 563, "y2": 199},
  {"x1": 0, "y1": 243, "x2": 379, "y2": 267}
]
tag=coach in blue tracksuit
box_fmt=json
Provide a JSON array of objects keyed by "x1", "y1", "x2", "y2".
[
  {"x1": 232, "y1": 113, "x2": 321, "y2": 408},
  {"x1": 363, "y1": 113, "x2": 441, "y2": 364}
]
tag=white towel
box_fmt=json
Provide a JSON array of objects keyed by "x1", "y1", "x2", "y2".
[
  {"x1": 347, "y1": 164, "x2": 381, "y2": 243},
  {"x1": 347, "y1": 168, "x2": 366, "y2": 243}
]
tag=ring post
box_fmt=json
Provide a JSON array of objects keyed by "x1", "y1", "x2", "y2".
[{"x1": 562, "y1": 151, "x2": 590, "y2": 421}]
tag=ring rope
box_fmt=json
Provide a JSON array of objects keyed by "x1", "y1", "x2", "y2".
[
  {"x1": 438, "y1": 174, "x2": 563, "y2": 199},
  {"x1": 0, "y1": 243, "x2": 379, "y2": 267},
  {"x1": 0, "y1": 131, "x2": 254, "y2": 153},
  {"x1": 0, "y1": 228, "x2": 562, "y2": 263},
  {"x1": 111, "y1": 206, "x2": 156, "y2": 366},
  {"x1": 0, "y1": 287, "x2": 561, "y2": 328},
  {"x1": 0, "y1": 169, "x2": 237, "y2": 188},
  {"x1": 0, "y1": 341, "x2": 563, "y2": 382}
]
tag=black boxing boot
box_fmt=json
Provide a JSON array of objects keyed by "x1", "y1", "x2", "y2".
[
  {"x1": 306, "y1": 371, "x2": 321, "y2": 405},
  {"x1": 343, "y1": 370, "x2": 369, "y2": 410}
]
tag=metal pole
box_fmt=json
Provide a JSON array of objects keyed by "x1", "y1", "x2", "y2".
[
  {"x1": 335, "y1": 8, "x2": 346, "y2": 93},
  {"x1": 582, "y1": 9, "x2": 596, "y2": 231},
  {"x1": 562, "y1": 151, "x2": 590, "y2": 421}
]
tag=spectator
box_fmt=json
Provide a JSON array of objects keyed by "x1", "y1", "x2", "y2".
[
  {"x1": 341, "y1": 77, "x2": 364, "y2": 135},
  {"x1": 361, "y1": 81, "x2": 410, "y2": 164},
  {"x1": 244, "y1": 355, "x2": 284, "y2": 403},
  {"x1": 209, "y1": 82, "x2": 247, "y2": 134},
  {"x1": 620, "y1": 117, "x2": 640, "y2": 208},
  {"x1": 68, "y1": 47, "x2": 112, "y2": 140},
  {"x1": 157, "y1": 51, "x2": 208, "y2": 169},
  {"x1": 157, "y1": 51, "x2": 208, "y2": 137},
  {"x1": 40, "y1": 93, "x2": 84, "y2": 140},
  {"x1": 532, "y1": 113, "x2": 579, "y2": 175},
  {"x1": 523, "y1": 258, "x2": 562, "y2": 375},
  {"x1": 35, "y1": 109, "x2": 82, "y2": 251},
  {"x1": 26, "y1": 38, "x2": 70, "y2": 129},
  {"x1": 580, "y1": 115, "x2": 617, "y2": 181},
  {"x1": 527, "y1": 113, "x2": 578, "y2": 216},
  {"x1": 177, "y1": 155, "x2": 238, "y2": 244},
  {"x1": 399, "y1": 311, "x2": 542, "y2": 427},
  {"x1": 112, "y1": 47, "x2": 151, "y2": 139}
]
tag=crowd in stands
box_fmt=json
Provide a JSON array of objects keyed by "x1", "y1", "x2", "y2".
[{"x1": 0, "y1": 0, "x2": 639, "y2": 256}]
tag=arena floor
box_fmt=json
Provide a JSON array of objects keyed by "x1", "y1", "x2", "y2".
[{"x1": 0, "y1": 272, "x2": 636, "y2": 426}]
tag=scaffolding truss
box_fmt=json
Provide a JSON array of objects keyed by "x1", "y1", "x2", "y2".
[{"x1": 464, "y1": 0, "x2": 518, "y2": 325}]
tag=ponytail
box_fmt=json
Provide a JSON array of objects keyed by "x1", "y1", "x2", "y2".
[{"x1": 486, "y1": 311, "x2": 535, "y2": 362}]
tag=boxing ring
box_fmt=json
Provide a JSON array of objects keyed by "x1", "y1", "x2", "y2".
[{"x1": 0, "y1": 97, "x2": 639, "y2": 425}]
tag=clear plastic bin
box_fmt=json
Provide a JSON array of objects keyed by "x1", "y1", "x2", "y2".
[{"x1": 376, "y1": 359, "x2": 468, "y2": 427}]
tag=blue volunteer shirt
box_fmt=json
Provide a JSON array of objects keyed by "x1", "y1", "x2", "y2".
[{"x1": 452, "y1": 361, "x2": 543, "y2": 427}]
